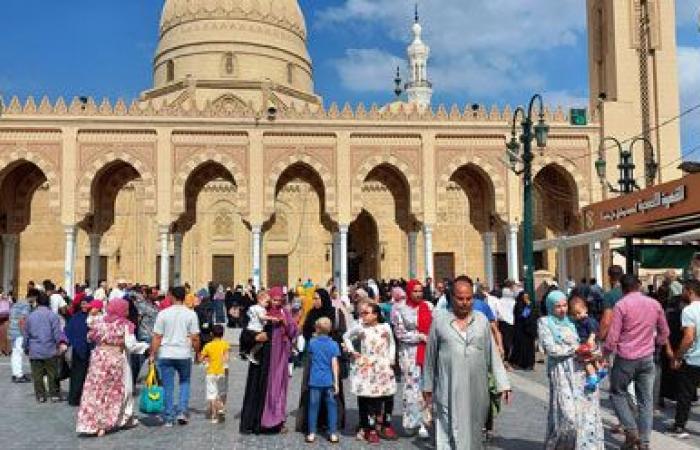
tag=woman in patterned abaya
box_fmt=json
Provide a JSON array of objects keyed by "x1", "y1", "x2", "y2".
[
  {"x1": 239, "y1": 287, "x2": 298, "y2": 434},
  {"x1": 76, "y1": 299, "x2": 143, "y2": 436},
  {"x1": 391, "y1": 279, "x2": 432, "y2": 438},
  {"x1": 538, "y1": 290, "x2": 604, "y2": 450}
]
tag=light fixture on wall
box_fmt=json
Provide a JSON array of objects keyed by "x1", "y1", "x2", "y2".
[
  {"x1": 325, "y1": 245, "x2": 331, "y2": 261},
  {"x1": 380, "y1": 242, "x2": 386, "y2": 261},
  {"x1": 115, "y1": 247, "x2": 121, "y2": 265}
]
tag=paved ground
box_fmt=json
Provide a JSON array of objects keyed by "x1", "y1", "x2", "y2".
[{"x1": 0, "y1": 355, "x2": 698, "y2": 449}]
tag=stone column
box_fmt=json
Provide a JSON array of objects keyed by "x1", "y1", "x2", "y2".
[
  {"x1": 251, "y1": 225, "x2": 262, "y2": 290},
  {"x1": 423, "y1": 225, "x2": 434, "y2": 282},
  {"x1": 506, "y1": 223, "x2": 520, "y2": 282},
  {"x1": 88, "y1": 233, "x2": 101, "y2": 289},
  {"x1": 339, "y1": 225, "x2": 349, "y2": 297},
  {"x1": 63, "y1": 227, "x2": 76, "y2": 298},
  {"x1": 590, "y1": 240, "x2": 603, "y2": 283},
  {"x1": 173, "y1": 232, "x2": 183, "y2": 286},
  {"x1": 482, "y1": 231, "x2": 496, "y2": 291},
  {"x1": 408, "y1": 231, "x2": 418, "y2": 279},
  {"x1": 159, "y1": 226, "x2": 170, "y2": 293},
  {"x1": 1, "y1": 234, "x2": 18, "y2": 295},
  {"x1": 557, "y1": 241, "x2": 568, "y2": 289},
  {"x1": 332, "y1": 232, "x2": 341, "y2": 289}
]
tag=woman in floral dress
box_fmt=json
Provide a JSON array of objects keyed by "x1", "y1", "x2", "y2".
[
  {"x1": 538, "y1": 290, "x2": 604, "y2": 450},
  {"x1": 343, "y1": 302, "x2": 396, "y2": 444},
  {"x1": 391, "y1": 279, "x2": 432, "y2": 438},
  {"x1": 76, "y1": 299, "x2": 142, "y2": 436}
]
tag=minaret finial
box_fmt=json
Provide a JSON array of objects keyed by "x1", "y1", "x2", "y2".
[
  {"x1": 394, "y1": 66, "x2": 403, "y2": 98},
  {"x1": 414, "y1": 3, "x2": 419, "y2": 23}
]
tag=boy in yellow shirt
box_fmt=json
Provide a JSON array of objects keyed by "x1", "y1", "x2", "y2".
[{"x1": 199, "y1": 324, "x2": 230, "y2": 423}]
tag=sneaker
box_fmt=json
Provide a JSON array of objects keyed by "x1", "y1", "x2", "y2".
[
  {"x1": 378, "y1": 426, "x2": 398, "y2": 440},
  {"x1": 164, "y1": 421, "x2": 174, "y2": 428},
  {"x1": 177, "y1": 413, "x2": 189, "y2": 425},
  {"x1": 666, "y1": 425, "x2": 689, "y2": 439},
  {"x1": 356, "y1": 430, "x2": 366, "y2": 441},
  {"x1": 50, "y1": 396, "x2": 63, "y2": 403},
  {"x1": 365, "y1": 430, "x2": 380, "y2": 445},
  {"x1": 18, "y1": 374, "x2": 31, "y2": 383},
  {"x1": 418, "y1": 424, "x2": 430, "y2": 439},
  {"x1": 37, "y1": 397, "x2": 47, "y2": 403},
  {"x1": 11, "y1": 376, "x2": 18, "y2": 383},
  {"x1": 210, "y1": 418, "x2": 219, "y2": 424}
]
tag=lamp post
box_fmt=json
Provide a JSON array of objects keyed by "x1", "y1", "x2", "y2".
[
  {"x1": 595, "y1": 136, "x2": 655, "y2": 275},
  {"x1": 506, "y1": 94, "x2": 549, "y2": 301}
]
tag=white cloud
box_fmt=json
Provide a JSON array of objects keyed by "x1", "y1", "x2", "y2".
[
  {"x1": 319, "y1": 0, "x2": 586, "y2": 97},
  {"x1": 332, "y1": 48, "x2": 404, "y2": 92},
  {"x1": 678, "y1": 46, "x2": 700, "y2": 156},
  {"x1": 540, "y1": 90, "x2": 589, "y2": 109}
]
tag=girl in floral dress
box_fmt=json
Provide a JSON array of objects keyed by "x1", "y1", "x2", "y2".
[
  {"x1": 76, "y1": 299, "x2": 143, "y2": 436},
  {"x1": 391, "y1": 279, "x2": 433, "y2": 438},
  {"x1": 343, "y1": 302, "x2": 396, "y2": 444}
]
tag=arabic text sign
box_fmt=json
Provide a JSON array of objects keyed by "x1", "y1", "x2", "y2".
[{"x1": 601, "y1": 186, "x2": 686, "y2": 222}]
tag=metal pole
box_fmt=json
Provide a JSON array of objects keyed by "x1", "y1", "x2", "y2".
[
  {"x1": 621, "y1": 150, "x2": 635, "y2": 275},
  {"x1": 522, "y1": 116, "x2": 535, "y2": 301}
]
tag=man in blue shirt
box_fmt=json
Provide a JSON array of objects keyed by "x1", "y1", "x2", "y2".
[
  {"x1": 23, "y1": 292, "x2": 63, "y2": 402},
  {"x1": 9, "y1": 289, "x2": 35, "y2": 383}
]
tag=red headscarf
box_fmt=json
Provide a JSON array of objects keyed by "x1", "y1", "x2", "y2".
[
  {"x1": 104, "y1": 298, "x2": 135, "y2": 333},
  {"x1": 405, "y1": 279, "x2": 432, "y2": 366}
]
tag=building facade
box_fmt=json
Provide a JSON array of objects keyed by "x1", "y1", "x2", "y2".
[{"x1": 0, "y1": 0, "x2": 683, "y2": 296}]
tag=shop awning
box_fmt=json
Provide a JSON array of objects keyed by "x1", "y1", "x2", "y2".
[
  {"x1": 661, "y1": 228, "x2": 700, "y2": 243},
  {"x1": 613, "y1": 244, "x2": 700, "y2": 269},
  {"x1": 534, "y1": 226, "x2": 620, "y2": 251}
]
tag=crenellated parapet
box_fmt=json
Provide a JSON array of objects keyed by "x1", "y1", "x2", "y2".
[{"x1": 1, "y1": 95, "x2": 598, "y2": 124}]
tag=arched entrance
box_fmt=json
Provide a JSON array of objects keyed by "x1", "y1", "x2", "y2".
[
  {"x1": 348, "y1": 210, "x2": 379, "y2": 284},
  {"x1": 533, "y1": 163, "x2": 581, "y2": 279},
  {"x1": 174, "y1": 160, "x2": 241, "y2": 288},
  {"x1": 0, "y1": 160, "x2": 51, "y2": 294},
  {"x1": 265, "y1": 161, "x2": 333, "y2": 287}
]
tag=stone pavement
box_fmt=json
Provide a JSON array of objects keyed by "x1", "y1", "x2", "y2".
[{"x1": 0, "y1": 356, "x2": 698, "y2": 450}]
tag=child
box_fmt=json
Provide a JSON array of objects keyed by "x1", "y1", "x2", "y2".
[
  {"x1": 240, "y1": 291, "x2": 276, "y2": 364},
  {"x1": 570, "y1": 297, "x2": 607, "y2": 392},
  {"x1": 305, "y1": 317, "x2": 340, "y2": 444},
  {"x1": 199, "y1": 324, "x2": 230, "y2": 423},
  {"x1": 86, "y1": 299, "x2": 104, "y2": 328}
]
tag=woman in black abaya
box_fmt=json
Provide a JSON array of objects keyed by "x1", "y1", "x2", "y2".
[{"x1": 509, "y1": 291, "x2": 538, "y2": 370}]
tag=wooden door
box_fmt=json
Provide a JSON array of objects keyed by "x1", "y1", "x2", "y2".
[
  {"x1": 434, "y1": 252, "x2": 455, "y2": 281},
  {"x1": 267, "y1": 255, "x2": 288, "y2": 288},
  {"x1": 212, "y1": 255, "x2": 234, "y2": 287},
  {"x1": 84, "y1": 256, "x2": 108, "y2": 286}
]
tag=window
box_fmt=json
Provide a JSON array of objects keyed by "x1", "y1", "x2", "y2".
[
  {"x1": 287, "y1": 63, "x2": 294, "y2": 84},
  {"x1": 224, "y1": 52, "x2": 235, "y2": 75},
  {"x1": 166, "y1": 60, "x2": 175, "y2": 82}
]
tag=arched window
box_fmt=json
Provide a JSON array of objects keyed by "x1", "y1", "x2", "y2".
[
  {"x1": 287, "y1": 63, "x2": 294, "y2": 84},
  {"x1": 166, "y1": 60, "x2": 175, "y2": 82},
  {"x1": 224, "y1": 52, "x2": 235, "y2": 75}
]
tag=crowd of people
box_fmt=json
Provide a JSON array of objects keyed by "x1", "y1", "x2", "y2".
[{"x1": 0, "y1": 266, "x2": 698, "y2": 449}]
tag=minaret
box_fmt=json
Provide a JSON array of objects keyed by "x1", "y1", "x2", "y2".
[{"x1": 405, "y1": 4, "x2": 432, "y2": 109}]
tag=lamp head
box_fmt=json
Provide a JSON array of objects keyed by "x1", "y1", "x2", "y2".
[
  {"x1": 595, "y1": 157, "x2": 607, "y2": 182},
  {"x1": 534, "y1": 118, "x2": 549, "y2": 149}
]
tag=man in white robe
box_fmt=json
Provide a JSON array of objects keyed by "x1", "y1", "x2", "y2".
[{"x1": 423, "y1": 276, "x2": 512, "y2": 449}]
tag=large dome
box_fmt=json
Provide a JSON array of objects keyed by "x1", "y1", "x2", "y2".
[{"x1": 151, "y1": 0, "x2": 315, "y2": 100}]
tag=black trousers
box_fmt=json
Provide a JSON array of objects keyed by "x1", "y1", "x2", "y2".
[
  {"x1": 358, "y1": 396, "x2": 383, "y2": 429},
  {"x1": 674, "y1": 362, "x2": 700, "y2": 427},
  {"x1": 30, "y1": 357, "x2": 60, "y2": 400},
  {"x1": 498, "y1": 321, "x2": 514, "y2": 361},
  {"x1": 68, "y1": 353, "x2": 90, "y2": 406}
]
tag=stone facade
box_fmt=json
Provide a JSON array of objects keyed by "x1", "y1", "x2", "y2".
[{"x1": 0, "y1": 0, "x2": 684, "y2": 296}]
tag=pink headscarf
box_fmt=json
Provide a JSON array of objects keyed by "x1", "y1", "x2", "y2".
[
  {"x1": 104, "y1": 298, "x2": 135, "y2": 333},
  {"x1": 268, "y1": 286, "x2": 284, "y2": 301},
  {"x1": 391, "y1": 286, "x2": 406, "y2": 303}
]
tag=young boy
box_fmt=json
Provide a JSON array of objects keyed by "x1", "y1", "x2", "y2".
[
  {"x1": 570, "y1": 297, "x2": 607, "y2": 392},
  {"x1": 240, "y1": 292, "x2": 276, "y2": 364},
  {"x1": 199, "y1": 324, "x2": 230, "y2": 423},
  {"x1": 305, "y1": 317, "x2": 340, "y2": 444}
]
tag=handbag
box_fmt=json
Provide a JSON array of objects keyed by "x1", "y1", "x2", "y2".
[{"x1": 139, "y1": 362, "x2": 164, "y2": 414}]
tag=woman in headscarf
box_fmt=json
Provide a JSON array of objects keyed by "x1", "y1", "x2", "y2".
[
  {"x1": 76, "y1": 298, "x2": 145, "y2": 436},
  {"x1": 391, "y1": 279, "x2": 432, "y2": 438},
  {"x1": 212, "y1": 284, "x2": 227, "y2": 326},
  {"x1": 296, "y1": 288, "x2": 347, "y2": 434},
  {"x1": 240, "y1": 287, "x2": 298, "y2": 434},
  {"x1": 538, "y1": 290, "x2": 603, "y2": 450},
  {"x1": 509, "y1": 290, "x2": 538, "y2": 370}
]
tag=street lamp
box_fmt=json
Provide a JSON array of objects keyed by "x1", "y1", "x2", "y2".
[
  {"x1": 595, "y1": 136, "x2": 654, "y2": 275},
  {"x1": 505, "y1": 94, "x2": 549, "y2": 301}
]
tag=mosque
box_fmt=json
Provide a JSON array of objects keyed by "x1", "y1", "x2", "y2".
[{"x1": 0, "y1": 0, "x2": 683, "y2": 296}]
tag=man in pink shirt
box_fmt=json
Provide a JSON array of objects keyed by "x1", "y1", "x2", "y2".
[{"x1": 604, "y1": 275, "x2": 671, "y2": 450}]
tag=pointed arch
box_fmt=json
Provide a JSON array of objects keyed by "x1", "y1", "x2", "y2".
[
  {"x1": 0, "y1": 148, "x2": 60, "y2": 209},
  {"x1": 532, "y1": 156, "x2": 590, "y2": 209}
]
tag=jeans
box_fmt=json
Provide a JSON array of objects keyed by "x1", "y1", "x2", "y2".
[
  {"x1": 307, "y1": 387, "x2": 337, "y2": 435},
  {"x1": 610, "y1": 355, "x2": 655, "y2": 443},
  {"x1": 157, "y1": 358, "x2": 192, "y2": 423},
  {"x1": 674, "y1": 362, "x2": 700, "y2": 428},
  {"x1": 11, "y1": 337, "x2": 24, "y2": 377}
]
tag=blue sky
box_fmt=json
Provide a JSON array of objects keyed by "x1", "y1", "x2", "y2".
[{"x1": 0, "y1": 0, "x2": 699, "y2": 155}]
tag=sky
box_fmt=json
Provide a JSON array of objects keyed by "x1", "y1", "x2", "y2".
[{"x1": 0, "y1": 0, "x2": 698, "y2": 156}]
